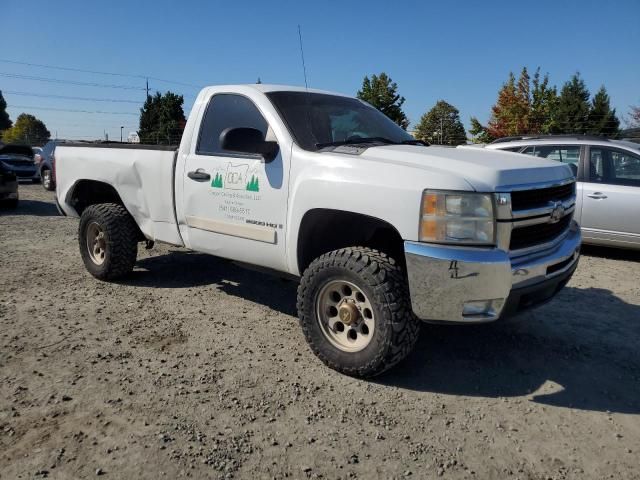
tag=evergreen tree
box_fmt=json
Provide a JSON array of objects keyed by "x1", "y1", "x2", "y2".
[
  {"x1": 555, "y1": 73, "x2": 591, "y2": 134},
  {"x1": 529, "y1": 68, "x2": 558, "y2": 134},
  {"x1": 1, "y1": 113, "x2": 50, "y2": 145},
  {"x1": 357, "y1": 73, "x2": 409, "y2": 129},
  {"x1": 0, "y1": 90, "x2": 12, "y2": 136},
  {"x1": 586, "y1": 86, "x2": 620, "y2": 137},
  {"x1": 469, "y1": 117, "x2": 495, "y2": 143},
  {"x1": 414, "y1": 100, "x2": 467, "y2": 145},
  {"x1": 514, "y1": 67, "x2": 531, "y2": 132},
  {"x1": 138, "y1": 91, "x2": 186, "y2": 145}
]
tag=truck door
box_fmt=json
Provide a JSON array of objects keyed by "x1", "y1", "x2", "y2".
[{"x1": 180, "y1": 93, "x2": 290, "y2": 271}]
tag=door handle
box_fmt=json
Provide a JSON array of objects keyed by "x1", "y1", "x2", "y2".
[
  {"x1": 187, "y1": 169, "x2": 211, "y2": 181},
  {"x1": 587, "y1": 192, "x2": 607, "y2": 199}
]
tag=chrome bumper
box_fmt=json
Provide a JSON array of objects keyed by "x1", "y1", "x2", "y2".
[{"x1": 404, "y1": 221, "x2": 581, "y2": 323}]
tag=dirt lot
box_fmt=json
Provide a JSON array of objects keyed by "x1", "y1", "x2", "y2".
[{"x1": 1, "y1": 185, "x2": 639, "y2": 479}]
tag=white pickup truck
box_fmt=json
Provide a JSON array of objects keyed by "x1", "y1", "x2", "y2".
[{"x1": 56, "y1": 84, "x2": 581, "y2": 377}]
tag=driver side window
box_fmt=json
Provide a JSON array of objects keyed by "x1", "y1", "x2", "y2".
[{"x1": 197, "y1": 94, "x2": 268, "y2": 156}]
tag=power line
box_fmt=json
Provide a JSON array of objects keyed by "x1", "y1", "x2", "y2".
[
  {"x1": 3, "y1": 90, "x2": 143, "y2": 104},
  {"x1": 0, "y1": 72, "x2": 146, "y2": 90},
  {"x1": 8, "y1": 104, "x2": 138, "y2": 115},
  {"x1": 0, "y1": 58, "x2": 202, "y2": 89}
]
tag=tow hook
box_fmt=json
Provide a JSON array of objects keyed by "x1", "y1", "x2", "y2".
[{"x1": 145, "y1": 240, "x2": 155, "y2": 250}]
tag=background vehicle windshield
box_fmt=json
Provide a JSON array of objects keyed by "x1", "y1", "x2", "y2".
[{"x1": 267, "y1": 91, "x2": 415, "y2": 151}]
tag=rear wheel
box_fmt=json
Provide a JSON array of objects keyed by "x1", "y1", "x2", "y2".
[
  {"x1": 42, "y1": 169, "x2": 54, "y2": 191},
  {"x1": 297, "y1": 247, "x2": 420, "y2": 377},
  {"x1": 78, "y1": 203, "x2": 139, "y2": 280}
]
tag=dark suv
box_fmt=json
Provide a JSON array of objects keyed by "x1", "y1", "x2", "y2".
[{"x1": 39, "y1": 140, "x2": 69, "y2": 191}]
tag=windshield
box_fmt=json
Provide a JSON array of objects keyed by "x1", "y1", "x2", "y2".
[{"x1": 266, "y1": 91, "x2": 416, "y2": 151}]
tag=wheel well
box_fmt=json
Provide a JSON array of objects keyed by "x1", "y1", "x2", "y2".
[
  {"x1": 68, "y1": 180, "x2": 125, "y2": 216},
  {"x1": 297, "y1": 209, "x2": 406, "y2": 274}
]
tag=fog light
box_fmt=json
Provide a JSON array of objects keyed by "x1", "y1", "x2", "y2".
[{"x1": 462, "y1": 299, "x2": 503, "y2": 318}]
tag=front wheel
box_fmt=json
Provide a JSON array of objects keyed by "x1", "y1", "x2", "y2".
[
  {"x1": 297, "y1": 247, "x2": 420, "y2": 377},
  {"x1": 78, "y1": 203, "x2": 139, "y2": 280},
  {"x1": 42, "y1": 169, "x2": 55, "y2": 191}
]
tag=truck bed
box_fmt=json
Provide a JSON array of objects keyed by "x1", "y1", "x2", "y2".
[{"x1": 56, "y1": 143, "x2": 183, "y2": 246}]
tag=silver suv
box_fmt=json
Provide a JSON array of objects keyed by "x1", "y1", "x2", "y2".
[{"x1": 485, "y1": 135, "x2": 640, "y2": 250}]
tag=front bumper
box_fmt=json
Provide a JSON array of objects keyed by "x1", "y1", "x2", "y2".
[
  {"x1": 17, "y1": 171, "x2": 39, "y2": 181},
  {"x1": 405, "y1": 221, "x2": 581, "y2": 323}
]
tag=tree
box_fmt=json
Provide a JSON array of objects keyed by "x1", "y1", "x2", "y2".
[
  {"x1": 471, "y1": 67, "x2": 558, "y2": 142},
  {"x1": 414, "y1": 100, "x2": 467, "y2": 145},
  {"x1": 469, "y1": 117, "x2": 495, "y2": 143},
  {"x1": 1, "y1": 113, "x2": 50, "y2": 145},
  {"x1": 357, "y1": 73, "x2": 409, "y2": 129},
  {"x1": 0, "y1": 90, "x2": 12, "y2": 136},
  {"x1": 555, "y1": 73, "x2": 591, "y2": 134},
  {"x1": 515, "y1": 66, "x2": 531, "y2": 131},
  {"x1": 628, "y1": 105, "x2": 640, "y2": 127},
  {"x1": 485, "y1": 69, "x2": 531, "y2": 139},
  {"x1": 138, "y1": 91, "x2": 186, "y2": 145},
  {"x1": 529, "y1": 68, "x2": 558, "y2": 134},
  {"x1": 585, "y1": 86, "x2": 620, "y2": 137}
]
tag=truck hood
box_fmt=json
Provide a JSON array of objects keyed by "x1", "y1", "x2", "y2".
[{"x1": 354, "y1": 144, "x2": 573, "y2": 191}]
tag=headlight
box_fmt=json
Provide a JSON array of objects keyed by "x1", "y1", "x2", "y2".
[{"x1": 420, "y1": 190, "x2": 495, "y2": 245}]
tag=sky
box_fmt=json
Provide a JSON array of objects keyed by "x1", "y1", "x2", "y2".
[{"x1": 2, "y1": 0, "x2": 639, "y2": 142}]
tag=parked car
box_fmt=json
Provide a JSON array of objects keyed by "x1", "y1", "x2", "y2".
[
  {"x1": 484, "y1": 135, "x2": 640, "y2": 250},
  {"x1": 0, "y1": 151, "x2": 19, "y2": 208},
  {"x1": 55, "y1": 84, "x2": 580, "y2": 377},
  {"x1": 0, "y1": 144, "x2": 38, "y2": 183},
  {"x1": 39, "y1": 139, "x2": 70, "y2": 191}
]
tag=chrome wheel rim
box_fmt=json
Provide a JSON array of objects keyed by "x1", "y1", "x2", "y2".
[
  {"x1": 316, "y1": 280, "x2": 375, "y2": 352},
  {"x1": 86, "y1": 222, "x2": 106, "y2": 265},
  {"x1": 43, "y1": 170, "x2": 50, "y2": 189}
]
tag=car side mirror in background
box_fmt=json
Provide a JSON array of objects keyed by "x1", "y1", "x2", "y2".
[{"x1": 219, "y1": 127, "x2": 279, "y2": 162}]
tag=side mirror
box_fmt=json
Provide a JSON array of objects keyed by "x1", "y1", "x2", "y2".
[{"x1": 219, "y1": 127, "x2": 279, "y2": 162}]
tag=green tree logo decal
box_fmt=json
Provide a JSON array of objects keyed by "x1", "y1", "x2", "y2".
[
  {"x1": 211, "y1": 172, "x2": 224, "y2": 188},
  {"x1": 246, "y1": 175, "x2": 259, "y2": 192}
]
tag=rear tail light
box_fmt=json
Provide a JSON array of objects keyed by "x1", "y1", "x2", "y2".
[{"x1": 51, "y1": 155, "x2": 56, "y2": 186}]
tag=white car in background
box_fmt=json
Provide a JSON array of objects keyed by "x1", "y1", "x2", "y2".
[{"x1": 484, "y1": 135, "x2": 640, "y2": 250}]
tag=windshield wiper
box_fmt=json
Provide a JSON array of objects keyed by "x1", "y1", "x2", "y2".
[
  {"x1": 315, "y1": 137, "x2": 397, "y2": 149},
  {"x1": 316, "y1": 137, "x2": 428, "y2": 149}
]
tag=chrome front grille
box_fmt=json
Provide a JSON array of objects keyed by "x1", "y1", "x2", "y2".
[
  {"x1": 495, "y1": 179, "x2": 576, "y2": 255},
  {"x1": 509, "y1": 214, "x2": 572, "y2": 250},
  {"x1": 510, "y1": 183, "x2": 575, "y2": 211}
]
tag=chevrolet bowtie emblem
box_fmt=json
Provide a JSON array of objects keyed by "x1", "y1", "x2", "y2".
[{"x1": 549, "y1": 202, "x2": 565, "y2": 224}]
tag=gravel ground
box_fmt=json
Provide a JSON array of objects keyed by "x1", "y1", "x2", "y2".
[{"x1": 1, "y1": 184, "x2": 639, "y2": 480}]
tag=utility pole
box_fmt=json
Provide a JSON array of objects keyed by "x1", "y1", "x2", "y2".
[
  {"x1": 440, "y1": 117, "x2": 443, "y2": 145},
  {"x1": 120, "y1": 126, "x2": 124, "y2": 143},
  {"x1": 146, "y1": 78, "x2": 149, "y2": 98}
]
